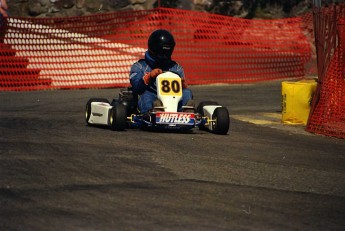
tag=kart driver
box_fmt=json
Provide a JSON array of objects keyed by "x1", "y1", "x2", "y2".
[{"x1": 129, "y1": 29, "x2": 193, "y2": 114}]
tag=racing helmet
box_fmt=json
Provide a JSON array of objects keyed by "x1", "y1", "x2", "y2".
[{"x1": 148, "y1": 29, "x2": 176, "y2": 60}]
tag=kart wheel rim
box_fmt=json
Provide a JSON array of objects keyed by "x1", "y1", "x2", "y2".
[
  {"x1": 85, "y1": 106, "x2": 89, "y2": 119},
  {"x1": 110, "y1": 114, "x2": 113, "y2": 124},
  {"x1": 212, "y1": 116, "x2": 217, "y2": 129}
]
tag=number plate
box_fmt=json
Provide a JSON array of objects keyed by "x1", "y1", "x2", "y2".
[{"x1": 159, "y1": 77, "x2": 182, "y2": 97}]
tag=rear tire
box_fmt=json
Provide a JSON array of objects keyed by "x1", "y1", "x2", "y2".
[
  {"x1": 85, "y1": 98, "x2": 109, "y2": 125},
  {"x1": 212, "y1": 107, "x2": 230, "y2": 135},
  {"x1": 109, "y1": 104, "x2": 127, "y2": 131}
]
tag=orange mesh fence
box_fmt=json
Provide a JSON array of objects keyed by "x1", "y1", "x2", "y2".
[
  {"x1": 0, "y1": 7, "x2": 314, "y2": 91},
  {"x1": 306, "y1": 5, "x2": 345, "y2": 139}
]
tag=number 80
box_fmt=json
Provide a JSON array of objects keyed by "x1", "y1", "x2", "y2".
[{"x1": 161, "y1": 80, "x2": 181, "y2": 94}]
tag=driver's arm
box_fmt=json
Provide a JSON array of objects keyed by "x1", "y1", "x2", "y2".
[
  {"x1": 129, "y1": 63, "x2": 162, "y2": 94},
  {"x1": 142, "y1": 68, "x2": 162, "y2": 85},
  {"x1": 129, "y1": 62, "x2": 147, "y2": 95}
]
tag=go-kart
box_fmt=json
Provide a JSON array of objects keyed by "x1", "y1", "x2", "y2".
[{"x1": 85, "y1": 72, "x2": 230, "y2": 135}]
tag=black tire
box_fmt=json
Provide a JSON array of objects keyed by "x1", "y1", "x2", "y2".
[
  {"x1": 85, "y1": 98, "x2": 109, "y2": 125},
  {"x1": 212, "y1": 107, "x2": 230, "y2": 135},
  {"x1": 109, "y1": 104, "x2": 127, "y2": 131}
]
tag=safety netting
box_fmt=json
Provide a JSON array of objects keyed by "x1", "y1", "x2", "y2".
[
  {"x1": 0, "y1": 7, "x2": 314, "y2": 91},
  {"x1": 306, "y1": 5, "x2": 345, "y2": 139}
]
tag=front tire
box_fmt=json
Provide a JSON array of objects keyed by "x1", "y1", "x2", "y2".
[
  {"x1": 85, "y1": 98, "x2": 109, "y2": 125},
  {"x1": 109, "y1": 104, "x2": 127, "y2": 131},
  {"x1": 212, "y1": 107, "x2": 230, "y2": 135}
]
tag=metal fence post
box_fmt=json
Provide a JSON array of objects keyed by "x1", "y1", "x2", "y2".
[{"x1": 313, "y1": 0, "x2": 322, "y2": 8}]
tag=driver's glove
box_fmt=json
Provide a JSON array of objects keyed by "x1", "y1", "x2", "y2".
[
  {"x1": 182, "y1": 79, "x2": 188, "y2": 89},
  {"x1": 143, "y1": 68, "x2": 162, "y2": 85}
]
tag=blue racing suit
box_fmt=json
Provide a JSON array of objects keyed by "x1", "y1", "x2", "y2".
[{"x1": 129, "y1": 51, "x2": 193, "y2": 113}]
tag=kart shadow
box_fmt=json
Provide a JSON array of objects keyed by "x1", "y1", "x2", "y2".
[
  {"x1": 85, "y1": 124, "x2": 221, "y2": 135},
  {"x1": 139, "y1": 127, "x2": 215, "y2": 135}
]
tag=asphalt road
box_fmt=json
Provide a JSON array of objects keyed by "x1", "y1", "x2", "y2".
[{"x1": 1, "y1": 81, "x2": 345, "y2": 231}]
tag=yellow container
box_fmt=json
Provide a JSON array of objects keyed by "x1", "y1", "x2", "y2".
[{"x1": 281, "y1": 79, "x2": 317, "y2": 125}]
